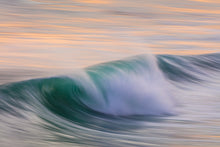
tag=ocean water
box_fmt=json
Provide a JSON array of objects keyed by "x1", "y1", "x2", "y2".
[{"x1": 0, "y1": 0, "x2": 220, "y2": 147}]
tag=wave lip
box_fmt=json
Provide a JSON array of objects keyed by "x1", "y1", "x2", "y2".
[
  {"x1": 0, "y1": 54, "x2": 190, "y2": 120},
  {"x1": 80, "y1": 55, "x2": 176, "y2": 116}
]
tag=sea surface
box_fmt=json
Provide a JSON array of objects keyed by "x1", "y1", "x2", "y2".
[{"x1": 0, "y1": 0, "x2": 220, "y2": 146}]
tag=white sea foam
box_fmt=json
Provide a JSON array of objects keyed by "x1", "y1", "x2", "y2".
[{"x1": 75, "y1": 55, "x2": 176, "y2": 116}]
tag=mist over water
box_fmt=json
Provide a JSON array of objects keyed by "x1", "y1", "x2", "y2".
[{"x1": 0, "y1": 0, "x2": 220, "y2": 147}]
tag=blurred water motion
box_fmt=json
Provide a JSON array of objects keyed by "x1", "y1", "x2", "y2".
[
  {"x1": 0, "y1": 0, "x2": 219, "y2": 71},
  {"x1": 0, "y1": 0, "x2": 220, "y2": 147}
]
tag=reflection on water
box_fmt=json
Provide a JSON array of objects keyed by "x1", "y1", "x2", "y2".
[
  {"x1": 0, "y1": 0, "x2": 219, "y2": 71},
  {"x1": 0, "y1": 1, "x2": 220, "y2": 147}
]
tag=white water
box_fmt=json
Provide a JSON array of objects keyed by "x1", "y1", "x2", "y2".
[
  {"x1": 76, "y1": 55, "x2": 176, "y2": 116},
  {"x1": 0, "y1": 0, "x2": 220, "y2": 146}
]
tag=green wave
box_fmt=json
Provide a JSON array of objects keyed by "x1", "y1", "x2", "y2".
[{"x1": 0, "y1": 53, "x2": 219, "y2": 131}]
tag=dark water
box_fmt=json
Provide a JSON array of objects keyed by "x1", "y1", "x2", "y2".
[{"x1": 0, "y1": 54, "x2": 220, "y2": 146}]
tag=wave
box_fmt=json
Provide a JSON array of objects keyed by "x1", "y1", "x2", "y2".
[{"x1": 0, "y1": 53, "x2": 219, "y2": 129}]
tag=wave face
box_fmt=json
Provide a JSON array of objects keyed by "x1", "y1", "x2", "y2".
[
  {"x1": 83, "y1": 55, "x2": 175, "y2": 116},
  {"x1": 0, "y1": 54, "x2": 220, "y2": 146}
]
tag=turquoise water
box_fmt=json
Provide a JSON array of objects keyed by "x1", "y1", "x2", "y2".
[
  {"x1": 1, "y1": 54, "x2": 220, "y2": 146},
  {"x1": 0, "y1": 0, "x2": 220, "y2": 147}
]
